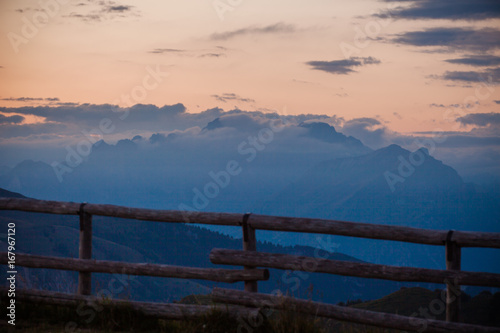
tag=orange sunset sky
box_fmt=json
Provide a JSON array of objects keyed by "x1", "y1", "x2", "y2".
[{"x1": 1, "y1": 0, "x2": 499, "y2": 134}]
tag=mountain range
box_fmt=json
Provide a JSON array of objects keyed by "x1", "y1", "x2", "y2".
[{"x1": 0, "y1": 117, "x2": 498, "y2": 274}]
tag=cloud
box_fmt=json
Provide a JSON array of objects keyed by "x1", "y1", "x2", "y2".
[
  {"x1": 199, "y1": 53, "x2": 225, "y2": 58},
  {"x1": 64, "y1": 1, "x2": 139, "y2": 22},
  {"x1": 306, "y1": 57, "x2": 380, "y2": 75},
  {"x1": 339, "y1": 117, "x2": 393, "y2": 149},
  {"x1": 0, "y1": 103, "x2": 350, "y2": 146},
  {"x1": 435, "y1": 135, "x2": 500, "y2": 148},
  {"x1": 14, "y1": 7, "x2": 45, "y2": 14},
  {"x1": 149, "y1": 48, "x2": 185, "y2": 54},
  {"x1": 0, "y1": 123, "x2": 68, "y2": 139},
  {"x1": 429, "y1": 103, "x2": 461, "y2": 108},
  {"x1": 210, "y1": 23, "x2": 297, "y2": 41},
  {"x1": 439, "y1": 67, "x2": 500, "y2": 84},
  {"x1": 390, "y1": 27, "x2": 500, "y2": 52},
  {"x1": 1, "y1": 97, "x2": 60, "y2": 102},
  {"x1": 494, "y1": 100, "x2": 500, "y2": 104},
  {"x1": 52, "y1": 102, "x2": 81, "y2": 107},
  {"x1": 378, "y1": 0, "x2": 500, "y2": 21},
  {"x1": 456, "y1": 112, "x2": 500, "y2": 126},
  {"x1": 64, "y1": 13, "x2": 102, "y2": 21},
  {"x1": 106, "y1": 5, "x2": 133, "y2": 13},
  {"x1": 0, "y1": 103, "x2": 185, "y2": 129},
  {"x1": 445, "y1": 55, "x2": 500, "y2": 67},
  {"x1": 211, "y1": 93, "x2": 255, "y2": 103},
  {"x1": 202, "y1": 113, "x2": 281, "y2": 134},
  {"x1": 1, "y1": 103, "x2": 499, "y2": 181},
  {"x1": 149, "y1": 48, "x2": 227, "y2": 58},
  {"x1": 0, "y1": 114, "x2": 24, "y2": 124}
]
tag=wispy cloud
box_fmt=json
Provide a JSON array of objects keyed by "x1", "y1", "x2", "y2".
[
  {"x1": 438, "y1": 67, "x2": 500, "y2": 84},
  {"x1": 378, "y1": 0, "x2": 500, "y2": 21},
  {"x1": 390, "y1": 27, "x2": 500, "y2": 53},
  {"x1": 0, "y1": 114, "x2": 24, "y2": 124},
  {"x1": 106, "y1": 5, "x2": 133, "y2": 13},
  {"x1": 199, "y1": 53, "x2": 225, "y2": 58},
  {"x1": 149, "y1": 48, "x2": 186, "y2": 54},
  {"x1": 445, "y1": 55, "x2": 500, "y2": 67},
  {"x1": 457, "y1": 112, "x2": 500, "y2": 126},
  {"x1": 1, "y1": 97, "x2": 60, "y2": 102},
  {"x1": 306, "y1": 57, "x2": 380, "y2": 75},
  {"x1": 211, "y1": 93, "x2": 255, "y2": 103},
  {"x1": 210, "y1": 23, "x2": 297, "y2": 41},
  {"x1": 429, "y1": 103, "x2": 461, "y2": 108},
  {"x1": 64, "y1": 1, "x2": 139, "y2": 22},
  {"x1": 0, "y1": 103, "x2": 342, "y2": 141},
  {"x1": 149, "y1": 48, "x2": 226, "y2": 58}
]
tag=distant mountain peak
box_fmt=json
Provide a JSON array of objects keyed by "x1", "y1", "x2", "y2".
[
  {"x1": 203, "y1": 117, "x2": 223, "y2": 131},
  {"x1": 379, "y1": 144, "x2": 405, "y2": 154},
  {"x1": 299, "y1": 121, "x2": 338, "y2": 134},
  {"x1": 418, "y1": 147, "x2": 430, "y2": 156},
  {"x1": 116, "y1": 139, "x2": 137, "y2": 149},
  {"x1": 132, "y1": 135, "x2": 143, "y2": 142},
  {"x1": 93, "y1": 139, "x2": 109, "y2": 148},
  {"x1": 299, "y1": 121, "x2": 366, "y2": 149}
]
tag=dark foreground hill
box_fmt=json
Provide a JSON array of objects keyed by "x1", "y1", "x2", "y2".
[{"x1": 4, "y1": 287, "x2": 499, "y2": 332}]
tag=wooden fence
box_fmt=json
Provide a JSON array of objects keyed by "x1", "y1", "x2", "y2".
[{"x1": 1, "y1": 197, "x2": 500, "y2": 332}]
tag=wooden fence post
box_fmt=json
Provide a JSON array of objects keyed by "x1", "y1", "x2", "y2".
[
  {"x1": 242, "y1": 213, "x2": 258, "y2": 292},
  {"x1": 445, "y1": 230, "x2": 461, "y2": 322},
  {"x1": 78, "y1": 204, "x2": 92, "y2": 295}
]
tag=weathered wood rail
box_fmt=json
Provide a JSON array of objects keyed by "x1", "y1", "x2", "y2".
[
  {"x1": 212, "y1": 288, "x2": 500, "y2": 333},
  {"x1": 0, "y1": 252, "x2": 269, "y2": 283},
  {"x1": 1, "y1": 198, "x2": 499, "y2": 248},
  {"x1": 1, "y1": 197, "x2": 500, "y2": 332},
  {"x1": 0, "y1": 287, "x2": 261, "y2": 320},
  {"x1": 209, "y1": 249, "x2": 500, "y2": 287}
]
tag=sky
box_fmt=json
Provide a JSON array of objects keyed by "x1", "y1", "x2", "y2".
[{"x1": 0, "y1": 0, "x2": 499, "y2": 179}]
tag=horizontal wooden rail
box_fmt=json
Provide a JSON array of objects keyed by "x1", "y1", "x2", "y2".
[
  {"x1": 0, "y1": 288, "x2": 260, "y2": 320},
  {"x1": 247, "y1": 215, "x2": 500, "y2": 248},
  {"x1": 210, "y1": 249, "x2": 500, "y2": 287},
  {"x1": 1, "y1": 197, "x2": 499, "y2": 248},
  {"x1": 0, "y1": 198, "x2": 242, "y2": 226},
  {"x1": 0, "y1": 252, "x2": 269, "y2": 283},
  {"x1": 212, "y1": 288, "x2": 500, "y2": 333}
]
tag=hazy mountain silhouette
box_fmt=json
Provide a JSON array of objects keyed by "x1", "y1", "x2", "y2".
[
  {"x1": 259, "y1": 143, "x2": 500, "y2": 271},
  {"x1": 0, "y1": 119, "x2": 498, "y2": 273},
  {"x1": 299, "y1": 121, "x2": 365, "y2": 148}
]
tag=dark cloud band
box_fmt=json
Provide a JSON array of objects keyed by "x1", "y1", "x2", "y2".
[
  {"x1": 378, "y1": 0, "x2": 500, "y2": 21},
  {"x1": 306, "y1": 57, "x2": 380, "y2": 75}
]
